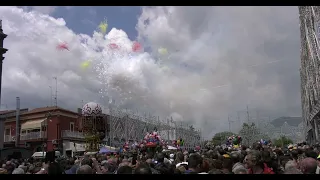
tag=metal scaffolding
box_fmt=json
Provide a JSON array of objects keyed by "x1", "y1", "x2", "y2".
[{"x1": 107, "y1": 107, "x2": 201, "y2": 149}]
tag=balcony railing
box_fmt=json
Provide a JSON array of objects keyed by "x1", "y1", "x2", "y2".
[
  {"x1": 20, "y1": 131, "x2": 47, "y2": 140},
  {"x1": 62, "y1": 130, "x2": 85, "y2": 139}
]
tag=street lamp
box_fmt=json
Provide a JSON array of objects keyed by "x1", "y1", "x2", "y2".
[
  {"x1": 0, "y1": 20, "x2": 8, "y2": 149},
  {"x1": 0, "y1": 20, "x2": 8, "y2": 106}
]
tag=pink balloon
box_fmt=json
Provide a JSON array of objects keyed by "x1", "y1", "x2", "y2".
[
  {"x1": 56, "y1": 42, "x2": 70, "y2": 51},
  {"x1": 132, "y1": 42, "x2": 142, "y2": 52},
  {"x1": 109, "y1": 43, "x2": 119, "y2": 49}
]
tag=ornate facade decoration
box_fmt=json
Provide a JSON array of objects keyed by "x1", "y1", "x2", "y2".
[{"x1": 299, "y1": 6, "x2": 320, "y2": 143}]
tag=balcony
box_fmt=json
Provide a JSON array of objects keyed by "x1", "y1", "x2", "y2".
[
  {"x1": 4, "y1": 135, "x2": 13, "y2": 142},
  {"x1": 62, "y1": 130, "x2": 85, "y2": 139},
  {"x1": 20, "y1": 131, "x2": 47, "y2": 141}
]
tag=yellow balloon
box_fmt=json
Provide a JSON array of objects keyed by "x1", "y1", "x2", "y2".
[
  {"x1": 81, "y1": 61, "x2": 91, "y2": 69},
  {"x1": 158, "y1": 47, "x2": 168, "y2": 55},
  {"x1": 98, "y1": 22, "x2": 108, "y2": 35}
]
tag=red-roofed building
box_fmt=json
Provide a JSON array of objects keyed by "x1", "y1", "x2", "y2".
[{"x1": 1, "y1": 106, "x2": 87, "y2": 156}]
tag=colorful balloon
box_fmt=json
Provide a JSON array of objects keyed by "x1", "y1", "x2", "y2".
[
  {"x1": 109, "y1": 43, "x2": 119, "y2": 49},
  {"x1": 81, "y1": 60, "x2": 91, "y2": 69},
  {"x1": 56, "y1": 42, "x2": 70, "y2": 51},
  {"x1": 98, "y1": 21, "x2": 108, "y2": 35},
  {"x1": 158, "y1": 47, "x2": 168, "y2": 55},
  {"x1": 132, "y1": 42, "x2": 142, "y2": 52},
  {"x1": 180, "y1": 139, "x2": 184, "y2": 146}
]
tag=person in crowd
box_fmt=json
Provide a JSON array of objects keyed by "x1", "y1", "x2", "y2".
[
  {"x1": 3, "y1": 140, "x2": 320, "y2": 175},
  {"x1": 299, "y1": 157, "x2": 317, "y2": 174},
  {"x1": 245, "y1": 150, "x2": 274, "y2": 174},
  {"x1": 77, "y1": 165, "x2": 93, "y2": 174},
  {"x1": 134, "y1": 163, "x2": 152, "y2": 174},
  {"x1": 184, "y1": 153, "x2": 202, "y2": 174},
  {"x1": 117, "y1": 165, "x2": 133, "y2": 174}
]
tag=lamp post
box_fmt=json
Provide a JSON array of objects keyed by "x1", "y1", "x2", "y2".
[
  {"x1": 0, "y1": 20, "x2": 8, "y2": 149},
  {"x1": 0, "y1": 20, "x2": 8, "y2": 108}
]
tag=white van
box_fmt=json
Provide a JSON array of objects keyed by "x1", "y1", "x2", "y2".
[{"x1": 31, "y1": 151, "x2": 61, "y2": 159}]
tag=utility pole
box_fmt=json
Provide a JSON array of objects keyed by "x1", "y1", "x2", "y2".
[
  {"x1": 49, "y1": 86, "x2": 52, "y2": 106},
  {"x1": 256, "y1": 110, "x2": 260, "y2": 128},
  {"x1": 53, "y1": 77, "x2": 58, "y2": 107},
  {"x1": 15, "y1": 97, "x2": 20, "y2": 148},
  {"x1": 246, "y1": 105, "x2": 250, "y2": 123},
  {"x1": 228, "y1": 115, "x2": 231, "y2": 132},
  {"x1": 167, "y1": 119, "x2": 170, "y2": 141},
  {"x1": 237, "y1": 111, "x2": 241, "y2": 130}
]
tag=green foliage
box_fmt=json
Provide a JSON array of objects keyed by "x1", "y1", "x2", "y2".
[
  {"x1": 211, "y1": 131, "x2": 235, "y2": 145},
  {"x1": 239, "y1": 123, "x2": 270, "y2": 146},
  {"x1": 273, "y1": 136, "x2": 293, "y2": 147}
]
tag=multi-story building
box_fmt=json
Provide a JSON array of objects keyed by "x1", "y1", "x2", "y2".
[
  {"x1": 299, "y1": 6, "x2": 320, "y2": 144},
  {"x1": 1, "y1": 106, "x2": 87, "y2": 156}
]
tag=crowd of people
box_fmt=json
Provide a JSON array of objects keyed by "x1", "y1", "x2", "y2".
[{"x1": 0, "y1": 142, "x2": 319, "y2": 174}]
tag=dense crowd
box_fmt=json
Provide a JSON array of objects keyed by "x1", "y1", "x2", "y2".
[{"x1": 0, "y1": 142, "x2": 319, "y2": 174}]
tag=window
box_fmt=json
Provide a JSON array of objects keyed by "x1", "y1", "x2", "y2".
[
  {"x1": 30, "y1": 129, "x2": 40, "y2": 133},
  {"x1": 21, "y1": 130, "x2": 26, "y2": 135},
  {"x1": 70, "y1": 122, "x2": 74, "y2": 132},
  {"x1": 4, "y1": 128, "x2": 10, "y2": 135}
]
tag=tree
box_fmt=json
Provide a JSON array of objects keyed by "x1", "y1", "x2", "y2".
[
  {"x1": 211, "y1": 131, "x2": 235, "y2": 145},
  {"x1": 273, "y1": 136, "x2": 293, "y2": 147},
  {"x1": 238, "y1": 123, "x2": 270, "y2": 146}
]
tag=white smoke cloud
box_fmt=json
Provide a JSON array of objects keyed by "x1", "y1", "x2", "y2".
[{"x1": 0, "y1": 6, "x2": 301, "y2": 138}]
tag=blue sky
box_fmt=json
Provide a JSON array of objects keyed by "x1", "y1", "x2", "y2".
[{"x1": 51, "y1": 6, "x2": 141, "y2": 40}]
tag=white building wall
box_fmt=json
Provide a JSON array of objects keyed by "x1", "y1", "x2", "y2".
[{"x1": 62, "y1": 140, "x2": 86, "y2": 156}]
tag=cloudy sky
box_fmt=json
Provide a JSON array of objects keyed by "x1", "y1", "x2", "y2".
[{"x1": 0, "y1": 6, "x2": 301, "y2": 137}]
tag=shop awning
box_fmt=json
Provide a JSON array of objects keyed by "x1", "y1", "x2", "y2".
[{"x1": 21, "y1": 119, "x2": 45, "y2": 130}]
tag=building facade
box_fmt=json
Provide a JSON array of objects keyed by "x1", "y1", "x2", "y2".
[
  {"x1": 1, "y1": 106, "x2": 87, "y2": 156},
  {"x1": 299, "y1": 6, "x2": 320, "y2": 144},
  {"x1": 2, "y1": 105, "x2": 202, "y2": 155}
]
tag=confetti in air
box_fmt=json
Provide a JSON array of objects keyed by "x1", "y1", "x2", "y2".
[
  {"x1": 98, "y1": 21, "x2": 108, "y2": 35},
  {"x1": 56, "y1": 42, "x2": 70, "y2": 51},
  {"x1": 158, "y1": 47, "x2": 168, "y2": 55}
]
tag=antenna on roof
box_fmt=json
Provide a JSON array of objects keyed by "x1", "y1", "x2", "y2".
[{"x1": 53, "y1": 77, "x2": 58, "y2": 107}]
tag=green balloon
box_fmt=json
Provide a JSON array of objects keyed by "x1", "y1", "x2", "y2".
[{"x1": 233, "y1": 138, "x2": 238, "y2": 144}]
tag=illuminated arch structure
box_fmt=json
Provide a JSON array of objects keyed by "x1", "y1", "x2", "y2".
[
  {"x1": 108, "y1": 108, "x2": 202, "y2": 150},
  {"x1": 81, "y1": 102, "x2": 106, "y2": 152}
]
